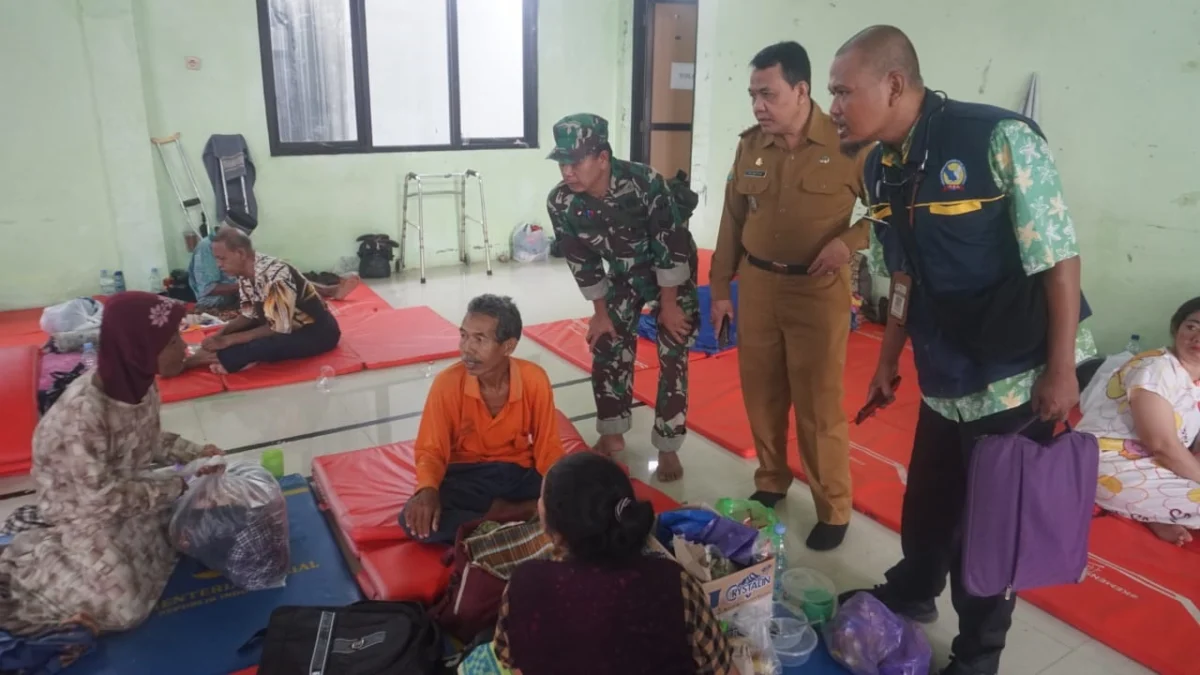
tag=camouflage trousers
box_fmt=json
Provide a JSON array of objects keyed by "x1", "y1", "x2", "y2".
[{"x1": 591, "y1": 277, "x2": 699, "y2": 452}]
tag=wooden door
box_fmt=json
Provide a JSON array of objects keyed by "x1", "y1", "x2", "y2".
[{"x1": 632, "y1": 1, "x2": 697, "y2": 179}]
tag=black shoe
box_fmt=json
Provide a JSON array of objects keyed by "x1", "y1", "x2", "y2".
[
  {"x1": 939, "y1": 658, "x2": 994, "y2": 675},
  {"x1": 838, "y1": 584, "x2": 939, "y2": 624},
  {"x1": 748, "y1": 490, "x2": 787, "y2": 508},
  {"x1": 805, "y1": 522, "x2": 849, "y2": 551}
]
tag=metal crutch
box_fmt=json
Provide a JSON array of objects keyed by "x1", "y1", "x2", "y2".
[{"x1": 150, "y1": 133, "x2": 209, "y2": 248}]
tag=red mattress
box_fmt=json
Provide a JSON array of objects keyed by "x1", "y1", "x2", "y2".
[
  {"x1": 1022, "y1": 515, "x2": 1200, "y2": 675},
  {"x1": 351, "y1": 480, "x2": 676, "y2": 604},
  {"x1": 157, "y1": 369, "x2": 225, "y2": 404},
  {"x1": 220, "y1": 343, "x2": 366, "y2": 393},
  {"x1": 525, "y1": 317, "x2": 707, "y2": 375},
  {"x1": 530, "y1": 315, "x2": 1200, "y2": 672},
  {"x1": 630, "y1": 331, "x2": 920, "y2": 531},
  {"x1": 0, "y1": 345, "x2": 40, "y2": 476},
  {"x1": 0, "y1": 308, "x2": 47, "y2": 348},
  {"x1": 355, "y1": 540, "x2": 453, "y2": 604},
  {"x1": 325, "y1": 282, "x2": 392, "y2": 332},
  {"x1": 312, "y1": 409, "x2": 593, "y2": 551},
  {"x1": 695, "y1": 247, "x2": 713, "y2": 287},
  {"x1": 312, "y1": 412, "x2": 675, "y2": 604},
  {"x1": 341, "y1": 306, "x2": 460, "y2": 371},
  {"x1": 311, "y1": 440, "x2": 419, "y2": 553}
]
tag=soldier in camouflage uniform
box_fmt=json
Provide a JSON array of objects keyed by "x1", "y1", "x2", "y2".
[{"x1": 545, "y1": 113, "x2": 699, "y2": 482}]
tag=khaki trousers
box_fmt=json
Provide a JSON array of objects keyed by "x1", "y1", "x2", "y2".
[{"x1": 737, "y1": 262, "x2": 852, "y2": 525}]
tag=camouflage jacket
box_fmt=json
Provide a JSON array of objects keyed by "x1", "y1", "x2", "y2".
[{"x1": 546, "y1": 158, "x2": 696, "y2": 304}]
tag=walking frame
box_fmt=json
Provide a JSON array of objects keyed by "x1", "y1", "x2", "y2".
[{"x1": 397, "y1": 170, "x2": 493, "y2": 283}]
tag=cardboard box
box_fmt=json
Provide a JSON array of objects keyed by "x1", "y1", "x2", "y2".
[
  {"x1": 704, "y1": 556, "x2": 775, "y2": 617},
  {"x1": 646, "y1": 533, "x2": 775, "y2": 617}
]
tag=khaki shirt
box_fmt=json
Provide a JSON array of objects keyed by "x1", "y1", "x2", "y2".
[{"x1": 711, "y1": 104, "x2": 870, "y2": 300}]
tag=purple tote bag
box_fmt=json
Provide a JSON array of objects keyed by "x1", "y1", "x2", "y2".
[{"x1": 962, "y1": 422, "x2": 1099, "y2": 598}]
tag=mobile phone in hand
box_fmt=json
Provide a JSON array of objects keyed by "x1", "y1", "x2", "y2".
[
  {"x1": 717, "y1": 315, "x2": 731, "y2": 349},
  {"x1": 854, "y1": 376, "x2": 902, "y2": 425}
]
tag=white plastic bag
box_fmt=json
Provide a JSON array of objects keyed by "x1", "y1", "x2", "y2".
[
  {"x1": 723, "y1": 597, "x2": 782, "y2": 675},
  {"x1": 511, "y1": 222, "x2": 550, "y2": 262},
  {"x1": 169, "y1": 461, "x2": 290, "y2": 590},
  {"x1": 40, "y1": 297, "x2": 103, "y2": 334}
]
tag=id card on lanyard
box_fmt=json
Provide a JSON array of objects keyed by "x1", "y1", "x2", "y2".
[
  {"x1": 873, "y1": 164, "x2": 924, "y2": 330},
  {"x1": 889, "y1": 272, "x2": 912, "y2": 327}
]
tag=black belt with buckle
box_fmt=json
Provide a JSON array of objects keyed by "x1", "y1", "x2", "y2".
[{"x1": 746, "y1": 253, "x2": 809, "y2": 276}]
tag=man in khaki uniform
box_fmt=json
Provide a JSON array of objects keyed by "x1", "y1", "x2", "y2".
[{"x1": 710, "y1": 41, "x2": 869, "y2": 551}]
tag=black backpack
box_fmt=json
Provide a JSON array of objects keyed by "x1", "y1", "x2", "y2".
[
  {"x1": 249, "y1": 601, "x2": 441, "y2": 675},
  {"x1": 356, "y1": 234, "x2": 400, "y2": 279},
  {"x1": 668, "y1": 170, "x2": 699, "y2": 223}
]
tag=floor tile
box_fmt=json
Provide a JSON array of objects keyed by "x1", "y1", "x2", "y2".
[{"x1": 0, "y1": 264, "x2": 1154, "y2": 674}]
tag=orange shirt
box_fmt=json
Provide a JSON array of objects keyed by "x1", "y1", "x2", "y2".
[{"x1": 415, "y1": 358, "x2": 564, "y2": 491}]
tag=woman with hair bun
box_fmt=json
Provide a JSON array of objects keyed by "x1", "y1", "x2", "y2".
[{"x1": 491, "y1": 452, "x2": 739, "y2": 675}]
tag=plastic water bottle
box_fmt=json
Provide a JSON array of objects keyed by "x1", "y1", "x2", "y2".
[
  {"x1": 81, "y1": 342, "x2": 97, "y2": 370},
  {"x1": 112, "y1": 270, "x2": 126, "y2": 293},
  {"x1": 149, "y1": 267, "x2": 162, "y2": 294},
  {"x1": 316, "y1": 365, "x2": 336, "y2": 393},
  {"x1": 1125, "y1": 334, "x2": 1142, "y2": 355},
  {"x1": 99, "y1": 270, "x2": 115, "y2": 296},
  {"x1": 772, "y1": 522, "x2": 788, "y2": 600}
]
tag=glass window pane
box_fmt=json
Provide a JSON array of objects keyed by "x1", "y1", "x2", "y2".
[
  {"x1": 456, "y1": 0, "x2": 526, "y2": 140},
  {"x1": 365, "y1": 0, "x2": 451, "y2": 146},
  {"x1": 266, "y1": 0, "x2": 357, "y2": 143}
]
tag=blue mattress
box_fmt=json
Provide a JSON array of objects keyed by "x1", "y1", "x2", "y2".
[
  {"x1": 71, "y1": 474, "x2": 361, "y2": 675},
  {"x1": 638, "y1": 281, "x2": 740, "y2": 355}
]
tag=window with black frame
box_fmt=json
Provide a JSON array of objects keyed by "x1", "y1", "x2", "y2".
[{"x1": 256, "y1": 0, "x2": 538, "y2": 156}]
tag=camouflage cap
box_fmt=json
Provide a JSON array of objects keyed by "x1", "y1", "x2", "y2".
[{"x1": 547, "y1": 113, "x2": 609, "y2": 164}]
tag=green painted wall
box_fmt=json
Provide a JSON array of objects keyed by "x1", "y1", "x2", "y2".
[
  {"x1": 0, "y1": 0, "x2": 631, "y2": 309},
  {"x1": 5, "y1": 0, "x2": 1197, "y2": 355},
  {"x1": 134, "y1": 0, "x2": 633, "y2": 280},
  {"x1": 0, "y1": 0, "x2": 122, "y2": 308},
  {"x1": 689, "y1": 0, "x2": 1200, "y2": 351}
]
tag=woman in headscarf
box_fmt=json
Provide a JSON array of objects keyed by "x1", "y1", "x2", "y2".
[{"x1": 0, "y1": 292, "x2": 222, "y2": 634}]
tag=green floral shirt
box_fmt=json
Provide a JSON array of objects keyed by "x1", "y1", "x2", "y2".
[{"x1": 867, "y1": 119, "x2": 1096, "y2": 422}]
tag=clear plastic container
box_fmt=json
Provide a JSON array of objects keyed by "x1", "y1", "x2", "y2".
[
  {"x1": 780, "y1": 567, "x2": 838, "y2": 624},
  {"x1": 99, "y1": 270, "x2": 115, "y2": 296},
  {"x1": 770, "y1": 616, "x2": 819, "y2": 668},
  {"x1": 316, "y1": 365, "x2": 336, "y2": 393}
]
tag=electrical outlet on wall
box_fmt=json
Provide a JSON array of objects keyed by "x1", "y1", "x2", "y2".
[{"x1": 185, "y1": 56, "x2": 202, "y2": 71}]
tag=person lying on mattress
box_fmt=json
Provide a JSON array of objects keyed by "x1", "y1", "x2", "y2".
[
  {"x1": 489, "y1": 452, "x2": 739, "y2": 675},
  {"x1": 1077, "y1": 297, "x2": 1200, "y2": 546},
  {"x1": 401, "y1": 294, "x2": 564, "y2": 544},
  {"x1": 180, "y1": 226, "x2": 341, "y2": 375},
  {"x1": 0, "y1": 292, "x2": 223, "y2": 634},
  {"x1": 188, "y1": 211, "x2": 359, "y2": 316}
]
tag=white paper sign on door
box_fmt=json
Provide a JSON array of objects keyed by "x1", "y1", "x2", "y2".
[{"x1": 669, "y1": 62, "x2": 695, "y2": 90}]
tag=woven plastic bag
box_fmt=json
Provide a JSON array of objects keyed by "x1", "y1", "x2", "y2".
[{"x1": 169, "y1": 462, "x2": 290, "y2": 590}]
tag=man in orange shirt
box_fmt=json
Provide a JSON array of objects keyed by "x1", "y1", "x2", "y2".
[{"x1": 401, "y1": 295, "x2": 565, "y2": 544}]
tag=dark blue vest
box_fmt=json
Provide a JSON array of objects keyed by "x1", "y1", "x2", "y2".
[{"x1": 864, "y1": 92, "x2": 1090, "y2": 398}]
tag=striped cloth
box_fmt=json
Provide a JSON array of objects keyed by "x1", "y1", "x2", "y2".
[{"x1": 463, "y1": 519, "x2": 555, "y2": 580}]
